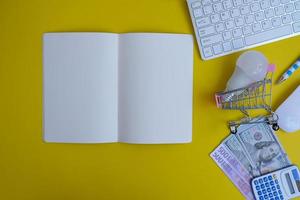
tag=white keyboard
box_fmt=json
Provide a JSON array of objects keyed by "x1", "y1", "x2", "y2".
[{"x1": 187, "y1": 0, "x2": 300, "y2": 60}]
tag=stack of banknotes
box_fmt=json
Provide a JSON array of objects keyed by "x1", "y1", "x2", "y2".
[{"x1": 211, "y1": 122, "x2": 291, "y2": 200}]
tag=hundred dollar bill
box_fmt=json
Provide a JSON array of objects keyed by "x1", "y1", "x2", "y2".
[
  {"x1": 236, "y1": 123, "x2": 291, "y2": 175},
  {"x1": 223, "y1": 134, "x2": 260, "y2": 177},
  {"x1": 210, "y1": 145, "x2": 255, "y2": 200}
]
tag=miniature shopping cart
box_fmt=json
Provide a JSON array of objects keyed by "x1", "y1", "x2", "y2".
[{"x1": 215, "y1": 64, "x2": 279, "y2": 134}]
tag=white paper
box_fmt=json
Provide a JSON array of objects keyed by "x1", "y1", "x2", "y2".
[
  {"x1": 118, "y1": 33, "x2": 193, "y2": 143},
  {"x1": 43, "y1": 33, "x2": 119, "y2": 143}
]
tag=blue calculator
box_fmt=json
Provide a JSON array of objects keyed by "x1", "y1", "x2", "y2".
[{"x1": 251, "y1": 166, "x2": 300, "y2": 200}]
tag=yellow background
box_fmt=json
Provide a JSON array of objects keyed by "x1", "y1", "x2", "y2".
[{"x1": 0, "y1": 0, "x2": 300, "y2": 199}]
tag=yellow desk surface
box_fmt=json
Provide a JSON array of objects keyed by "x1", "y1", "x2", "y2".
[{"x1": 1, "y1": 0, "x2": 300, "y2": 199}]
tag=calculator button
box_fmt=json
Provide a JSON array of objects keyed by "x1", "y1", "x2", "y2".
[
  {"x1": 266, "y1": 183, "x2": 270, "y2": 187},
  {"x1": 267, "y1": 188, "x2": 271, "y2": 192},
  {"x1": 276, "y1": 185, "x2": 280, "y2": 189},
  {"x1": 258, "y1": 191, "x2": 262, "y2": 195},
  {"x1": 270, "y1": 198, "x2": 274, "y2": 200},
  {"x1": 264, "y1": 195, "x2": 269, "y2": 199},
  {"x1": 264, "y1": 177, "x2": 268, "y2": 182},
  {"x1": 270, "y1": 181, "x2": 274, "y2": 185},
  {"x1": 280, "y1": 195, "x2": 284, "y2": 200},
  {"x1": 278, "y1": 190, "x2": 282, "y2": 194},
  {"x1": 263, "y1": 189, "x2": 267, "y2": 194},
  {"x1": 275, "y1": 179, "x2": 278, "y2": 184},
  {"x1": 256, "y1": 186, "x2": 260, "y2": 190},
  {"x1": 260, "y1": 196, "x2": 264, "y2": 200},
  {"x1": 259, "y1": 178, "x2": 264, "y2": 184},
  {"x1": 254, "y1": 180, "x2": 259, "y2": 185},
  {"x1": 268, "y1": 175, "x2": 272, "y2": 180},
  {"x1": 272, "y1": 186, "x2": 276, "y2": 191},
  {"x1": 269, "y1": 193, "x2": 273, "y2": 198},
  {"x1": 275, "y1": 197, "x2": 279, "y2": 200}
]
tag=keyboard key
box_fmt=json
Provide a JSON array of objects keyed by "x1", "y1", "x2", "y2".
[
  {"x1": 292, "y1": 11, "x2": 300, "y2": 21},
  {"x1": 272, "y1": 186, "x2": 276, "y2": 191},
  {"x1": 268, "y1": 176, "x2": 273, "y2": 180},
  {"x1": 243, "y1": 25, "x2": 253, "y2": 34},
  {"x1": 223, "y1": 31, "x2": 232, "y2": 40},
  {"x1": 254, "y1": 180, "x2": 259, "y2": 185},
  {"x1": 230, "y1": 8, "x2": 240, "y2": 17},
  {"x1": 258, "y1": 191, "x2": 262, "y2": 195},
  {"x1": 225, "y1": 20, "x2": 235, "y2": 29},
  {"x1": 245, "y1": 14, "x2": 255, "y2": 23},
  {"x1": 262, "y1": 189, "x2": 267, "y2": 194},
  {"x1": 275, "y1": 6, "x2": 285, "y2": 16},
  {"x1": 203, "y1": 5, "x2": 213, "y2": 15},
  {"x1": 232, "y1": 38, "x2": 244, "y2": 49},
  {"x1": 261, "y1": 184, "x2": 266, "y2": 189},
  {"x1": 251, "y1": 3, "x2": 261, "y2": 12},
  {"x1": 296, "y1": 1, "x2": 300, "y2": 10},
  {"x1": 213, "y1": 43, "x2": 223, "y2": 54},
  {"x1": 235, "y1": 18, "x2": 244, "y2": 26},
  {"x1": 275, "y1": 197, "x2": 279, "y2": 200},
  {"x1": 216, "y1": 23, "x2": 225, "y2": 32},
  {"x1": 264, "y1": 194, "x2": 269, "y2": 199},
  {"x1": 273, "y1": 191, "x2": 278, "y2": 196},
  {"x1": 196, "y1": 17, "x2": 210, "y2": 27},
  {"x1": 193, "y1": 8, "x2": 204, "y2": 18},
  {"x1": 272, "y1": 17, "x2": 282, "y2": 26},
  {"x1": 271, "y1": 0, "x2": 280, "y2": 7},
  {"x1": 267, "y1": 188, "x2": 272, "y2": 193},
  {"x1": 213, "y1": 3, "x2": 224, "y2": 12},
  {"x1": 233, "y1": 28, "x2": 243, "y2": 37},
  {"x1": 221, "y1": 11, "x2": 230, "y2": 20},
  {"x1": 262, "y1": 20, "x2": 272, "y2": 29},
  {"x1": 202, "y1": 0, "x2": 211, "y2": 6},
  {"x1": 203, "y1": 46, "x2": 213, "y2": 57},
  {"x1": 223, "y1": 0, "x2": 233, "y2": 9},
  {"x1": 223, "y1": 41, "x2": 232, "y2": 51},
  {"x1": 199, "y1": 26, "x2": 216, "y2": 37},
  {"x1": 265, "y1": 182, "x2": 270, "y2": 187},
  {"x1": 265, "y1": 8, "x2": 275, "y2": 18},
  {"x1": 255, "y1": 12, "x2": 265, "y2": 21},
  {"x1": 201, "y1": 34, "x2": 223, "y2": 46},
  {"x1": 241, "y1": 5, "x2": 250, "y2": 15},
  {"x1": 270, "y1": 181, "x2": 274, "y2": 186},
  {"x1": 261, "y1": 0, "x2": 271, "y2": 9},
  {"x1": 253, "y1": 23, "x2": 262, "y2": 32},
  {"x1": 245, "y1": 25, "x2": 292, "y2": 45},
  {"x1": 191, "y1": 1, "x2": 201, "y2": 8},
  {"x1": 211, "y1": 14, "x2": 221, "y2": 23},
  {"x1": 233, "y1": 0, "x2": 243, "y2": 6},
  {"x1": 282, "y1": 14, "x2": 292, "y2": 23},
  {"x1": 293, "y1": 21, "x2": 300, "y2": 31},
  {"x1": 285, "y1": 3, "x2": 295, "y2": 13}
]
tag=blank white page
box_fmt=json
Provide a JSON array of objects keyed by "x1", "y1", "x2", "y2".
[
  {"x1": 118, "y1": 33, "x2": 193, "y2": 144},
  {"x1": 43, "y1": 33, "x2": 118, "y2": 143}
]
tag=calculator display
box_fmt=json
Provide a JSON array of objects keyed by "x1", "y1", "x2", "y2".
[
  {"x1": 292, "y1": 168, "x2": 300, "y2": 192},
  {"x1": 285, "y1": 173, "x2": 295, "y2": 194}
]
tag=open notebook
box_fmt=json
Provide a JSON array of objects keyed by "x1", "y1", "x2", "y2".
[{"x1": 43, "y1": 33, "x2": 193, "y2": 144}]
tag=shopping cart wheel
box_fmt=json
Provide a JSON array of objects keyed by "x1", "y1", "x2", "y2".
[
  {"x1": 272, "y1": 123, "x2": 280, "y2": 131},
  {"x1": 229, "y1": 126, "x2": 237, "y2": 134}
]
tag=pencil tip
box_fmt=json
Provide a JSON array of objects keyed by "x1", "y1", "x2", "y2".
[{"x1": 277, "y1": 77, "x2": 286, "y2": 85}]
